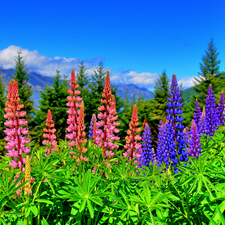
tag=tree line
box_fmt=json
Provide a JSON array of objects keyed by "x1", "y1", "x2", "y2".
[{"x1": 0, "y1": 38, "x2": 224, "y2": 154}]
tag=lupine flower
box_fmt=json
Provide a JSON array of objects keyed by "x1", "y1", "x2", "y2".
[
  {"x1": 156, "y1": 120, "x2": 170, "y2": 166},
  {"x1": 189, "y1": 119, "x2": 201, "y2": 158},
  {"x1": 205, "y1": 84, "x2": 218, "y2": 136},
  {"x1": 66, "y1": 69, "x2": 82, "y2": 149},
  {"x1": 4, "y1": 80, "x2": 30, "y2": 171},
  {"x1": 183, "y1": 126, "x2": 191, "y2": 156},
  {"x1": 42, "y1": 110, "x2": 57, "y2": 156},
  {"x1": 24, "y1": 155, "x2": 31, "y2": 196},
  {"x1": 95, "y1": 71, "x2": 120, "y2": 157},
  {"x1": 140, "y1": 123, "x2": 154, "y2": 168},
  {"x1": 198, "y1": 106, "x2": 206, "y2": 135},
  {"x1": 89, "y1": 114, "x2": 97, "y2": 139},
  {"x1": 193, "y1": 99, "x2": 202, "y2": 128},
  {"x1": 165, "y1": 74, "x2": 188, "y2": 167},
  {"x1": 93, "y1": 121, "x2": 97, "y2": 145},
  {"x1": 216, "y1": 91, "x2": 225, "y2": 126},
  {"x1": 123, "y1": 104, "x2": 142, "y2": 164},
  {"x1": 75, "y1": 101, "x2": 88, "y2": 162}
]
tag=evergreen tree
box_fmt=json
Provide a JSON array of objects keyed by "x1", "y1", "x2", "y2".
[
  {"x1": 192, "y1": 38, "x2": 224, "y2": 108},
  {"x1": 76, "y1": 61, "x2": 89, "y2": 89},
  {"x1": 0, "y1": 70, "x2": 6, "y2": 155},
  {"x1": 151, "y1": 70, "x2": 170, "y2": 123},
  {"x1": 33, "y1": 70, "x2": 69, "y2": 145},
  {"x1": 12, "y1": 51, "x2": 35, "y2": 128}
]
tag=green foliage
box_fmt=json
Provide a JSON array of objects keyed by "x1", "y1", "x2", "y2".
[
  {"x1": 0, "y1": 70, "x2": 6, "y2": 155},
  {"x1": 1, "y1": 127, "x2": 225, "y2": 224},
  {"x1": 33, "y1": 70, "x2": 69, "y2": 145}
]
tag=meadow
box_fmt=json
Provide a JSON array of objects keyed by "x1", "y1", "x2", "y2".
[{"x1": 0, "y1": 70, "x2": 225, "y2": 225}]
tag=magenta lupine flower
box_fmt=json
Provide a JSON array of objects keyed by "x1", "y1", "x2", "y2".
[
  {"x1": 66, "y1": 69, "x2": 82, "y2": 150},
  {"x1": 198, "y1": 106, "x2": 206, "y2": 135},
  {"x1": 216, "y1": 91, "x2": 225, "y2": 126},
  {"x1": 189, "y1": 119, "x2": 201, "y2": 158},
  {"x1": 42, "y1": 110, "x2": 57, "y2": 156},
  {"x1": 123, "y1": 104, "x2": 142, "y2": 165},
  {"x1": 95, "y1": 71, "x2": 120, "y2": 157},
  {"x1": 4, "y1": 80, "x2": 30, "y2": 171},
  {"x1": 193, "y1": 99, "x2": 202, "y2": 129}
]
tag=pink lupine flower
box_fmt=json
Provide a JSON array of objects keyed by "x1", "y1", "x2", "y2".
[
  {"x1": 123, "y1": 104, "x2": 142, "y2": 164},
  {"x1": 75, "y1": 101, "x2": 88, "y2": 162},
  {"x1": 66, "y1": 69, "x2": 82, "y2": 150},
  {"x1": 4, "y1": 80, "x2": 30, "y2": 171},
  {"x1": 95, "y1": 71, "x2": 120, "y2": 157},
  {"x1": 42, "y1": 110, "x2": 57, "y2": 156}
]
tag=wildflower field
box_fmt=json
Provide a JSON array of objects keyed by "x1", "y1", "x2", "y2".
[{"x1": 0, "y1": 70, "x2": 225, "y2": 225}]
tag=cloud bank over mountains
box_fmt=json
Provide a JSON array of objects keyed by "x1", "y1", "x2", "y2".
[{"x1": 0, "y1": 45, "x2": 195, "y2": 89}]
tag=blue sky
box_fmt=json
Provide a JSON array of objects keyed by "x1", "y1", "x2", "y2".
[{"x1": 0, "y1": 0, "x2": 224, "y2": 91}]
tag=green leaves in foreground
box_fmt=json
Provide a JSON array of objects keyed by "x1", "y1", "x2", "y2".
[{"x1": 58, "y1": 169, "x2": 110, "y2": 219}]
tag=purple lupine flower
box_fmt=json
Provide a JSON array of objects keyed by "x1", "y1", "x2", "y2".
[
  {"x1": 189, "y1": 120, "x2": 201, "y2": 158},
  {"x1": 198, "y1": 106, "x2": 206, "y2": 135},
  {"x1": 165, "y1": 74, "x2": 188, "y2": 167},
  {"x1": 183, "y1": 126, "x2": 191, "y2": 156},
  {"x1": 205, "y1": 84, "x2": 218, "y2": 136},
  {"x1": 140, "y1": 123, "x2": 154, "y2": 168},
  {"x1": 216, "y1": 91, "x2": 225, "y2": 126},
  {"x1": 156, "y1": 120, "x2": 170, "y2": 166},
  {"x1": 89, "y1": 114, "x2": 97, "y2": 139},
  {"x1": 193, "y1": 99, "x2": 202, "y2": 128}
]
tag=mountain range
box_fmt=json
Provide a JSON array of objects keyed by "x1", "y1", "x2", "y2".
[{"x1": 0, "y1": 69, "x2": 155, "y2": 107}]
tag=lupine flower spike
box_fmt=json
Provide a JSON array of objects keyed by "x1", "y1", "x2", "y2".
[
  {"x1": 156, "y1": 120, "x2": 170, "y2": 166},
  {"x1": 140, "y1": 123, "x2": 154, "y2": 168},
  {"x1": 198, "y1": 106, "x2": 206, "y2": 135},
  {"x1": 205, "y1": 84, "x2": 218, "y2": 136},
  {"x1": 93, "y1": 121, "x2": 97, "y2": 145},
  {"x1": 189, "y1": 119, "x2": 201, "y2": 158},
  {"x1": 216, "y1": 91, "x2": 225, "y2": 126},
  {"x1": 4, "y1": 80, "x2": 30, "y2": 171},
  {"x1": 89, "y1": 114, "x2": 97, "y2": 140},
  {"x1": 123, "y1": 104, "x2": 142, "y2": 164},
  {"x1": 183, "y1": 126, "x2": 191, "y2": 156},
  {"x1": 43, "y1": 110, "x2": 57, "y2": 156},
  {"x1": 66, "y1": 69, "x2": 82, "y2": 150},
  {"x1": 24, "y1": 155, "x2": 31, "y2": 196},
  {"x1": 96, "y1": 71, "x2": 120, "y2": 157},
  {"x1": 193, "y1": 99, "x2": 202, "y2": 128},
  {"x1": 75, "y1": 101, "x2": 88, "y2": 163},
  {"x1": 165, "y1": 74, "x2": 188, "y2": 168}
]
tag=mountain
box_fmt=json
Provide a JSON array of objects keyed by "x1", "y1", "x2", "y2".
[
  {"x1": 183, "y1": 86, "x2": 197, "y2": 102},
  {"x1": 0, "y1": 69, "x2": 154, "y2": 107}
]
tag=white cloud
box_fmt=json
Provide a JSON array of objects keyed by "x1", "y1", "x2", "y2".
[
  {"x1": 178, "y1": 76, "x2": 196, "y2": 88},
  {"x1": 0, "y1": 45, "x2": 105, "y2": 77},
  {"x1": 0, "y1": 45, "x2": 161, "y2": 89},
  {"x1": 123, "y1": 71, "x2": 159, "y2": 88}
]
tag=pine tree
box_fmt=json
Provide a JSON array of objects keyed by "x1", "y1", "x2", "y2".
[
  {"x1": 12, "y1": 51, "x2": 35, "y2": 127},
  {"x1": 151, "y1": 70, "x2": 170, "y2": 123},
  {"x1": 0, "y1": 70, "x2": 6, "y2": 155},
  {"x1": 33, "y1": 70, "x2": 69, "y2": 145},
  {"x1": 192, "y1": 38, "x2": 224, "y2": 108},
  {"x1": 76, "y1": 61, "x2": 89, "y2": 89}
]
